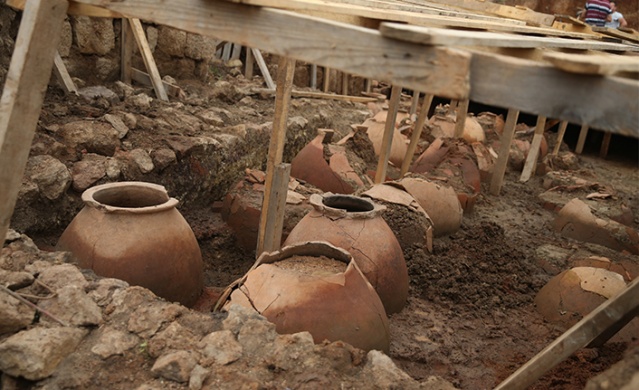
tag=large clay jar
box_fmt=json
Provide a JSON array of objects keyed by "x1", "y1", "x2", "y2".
[
  {"x1": 228, "y1": 241, "x2": 390, "y2": 352},
  {"x1": 57, "y1": 182, "x2": 204, "y2": 307},
  {"x1": 283, "y1": 194, "x2": 408, "y2": 314}
]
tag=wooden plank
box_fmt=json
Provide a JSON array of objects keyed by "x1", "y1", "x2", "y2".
[
  {"x1": 400, "y1": 93, "x2": 434, "y2": 176},
  {"x1": 542, "y1": 52, "x2": 639, "y2": 75},
  {"x1": 244, "y1": 46, "x2": 254, "y2": 78},
  {"x1": 256, "y1": 88, "x2": 377, "y2": 103},
  {"x1": 552, "y1": 121, "x2": 569, "y2": 155},
  {"x1": 7, "y1": 0, "x2": 122, "y2": 17},
  {"x1": 251, "y1": 48, "x2": 276, "y2": 90},
  {"x1": 221, "y1": 42, "x2": 232, "y2": 61},
  {"x1": 575, "y1": 123, "x2": 589, "y2": 154},
  {"x1": 489, "y1": 108, "x2": 519, "y2": 196},
  {"x1": 256, "y1": 57, "x2": 296, "y2": 256},
  {"x1": 323, "y1": 67, "x2": 331, "y2": 93},
  {"x1": 71, "y1": 0, "x2": 472, "y2": 100},
  {"x1": 257, "y1": 163, "x2": 291, "y2": 254},
  {"x1": 341, "y1": 72, "x2": 349, "y2": 96},
  {"x1": 409, "y1": 91, "x2": 420, "y2": 117},
  {"x1": 0, "y1": 0, "x2": 68, "y2": 246},
  {"x1": 600, "y1": 132, "x2": 612, "y2": 158},
  {"x1": 128, "y1": 18, "x2": 168, "y2": 101},
  {"x1": 413, "y1": 0, "x2": 555, "y2": 26},
  {"x1": 374, "y1": 85, "x2": 402, "y2": 184},
  {"x1": 310, "y1": 64, "x2": 317, "y2": 89},
  {"x1": 468, "y1": 51, "x2": 639, "y2": 137},
  {"x1": 131, "y1": 68, "x2": 184, "y2": 98},
  {"x1": 53, "y1": 52, "x2": 78, "y2": 95},
  {"x1": 593, "y1": 26, "x2": 639, "y2": 44},
  {"x1": 494, "y1": 277, "x2": 639, "y2": 390},
  {"x1": 519, "y1": 115, "x2": 546, "y2": 182},
  {"x1": 379, "y1": 23, "x2": 639, "y2": 51},
  {"x1": 120, "y1": 18, "x2": 133, "y2": 84},
  {"x1": 453, "y1": 99, "x2": 469, "y2": 138},
  {"x1": 231, "y1": 43, "x2": 242, "y2": 60}
]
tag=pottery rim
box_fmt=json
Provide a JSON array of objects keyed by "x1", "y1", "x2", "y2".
[
  {"x1": 81, "y1": 181, "x2": 179, "y2": 214},
  {"x1": 309, "y1": 193, "x2": 385, "y2": 219}
]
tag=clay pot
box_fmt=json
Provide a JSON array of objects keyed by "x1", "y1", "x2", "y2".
[
  {"x1": 429, "y1": 114, "x2": 485, "y2": 143},
  {"x1": 399, "y1": 177, "x2": 463, "y2": 237},
  {"x1": 535, "y1": 267, "x2": 639, "y2": 343},
  {"x1": 283, "y1": 194, "x2": 408, "y2": 314},
  {"x1": 57, "y1": 181, "x2": 204, "y2": 307},
  {"x1": 228, "y1": 241, "x2": 390, "y2": 352},
  {"x1": 360, "y1": 110, "x2": 409, "y2": 167}
]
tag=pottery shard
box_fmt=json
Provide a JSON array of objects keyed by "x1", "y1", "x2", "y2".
[
  {"x1": 0, "y1": 292, "x2": 35, "y2": 334},
  {"x1": 151, "y1": 350, "x2": 197, "y2": 383},
  {"x1": 71, "y1": 153, "x2": 107, "y2": 192},
  {"x1": 24, "y1": 155, "x2": 72, "y2": 200},
  {"x1": 38, "y1": 285, "x2": 103, "y2": 327},
  {"x1": 60, "y1": 121, "x2": 120, "y2": 156},
  {"x1": 198, "y1": 330, "x2": 243, "y2": 366},
  {"x1": 0, "y1": 327, "x2": 87, "y2": 380},
  {"x1": 91, "y1": 327, "x2": 139, "y2": 359}
]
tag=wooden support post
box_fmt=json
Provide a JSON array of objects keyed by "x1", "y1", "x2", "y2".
[
  {"x1": 231, "y1": 43, "x2": 242, "y2": 60},
  {"x1": 120, "y1": 18, "x2": 133, "y2": 84},
  {"x1": 256, "y1": 163, "x2": 291, "y2": 255},
  {"x1": 494, "y1": 277, "x2": 639, "y2": 390},
  {"x1": 489, "y1": 108, "x2": 520, "y2": 195},
  {"x1": 310, "y1": 64, "x2": 317, "y2": 89},
  {"x1": 131, "y1": 68, "x2": 183, "y2": 98},
  {"x1": 244, "y1": 47, "x2": 254, "y2": 79},
  {"x1": 575, "y1": 124, "x2": 589, "y2": 154},
  {"x1": 221, "y1": 42, "x2": 232, "y2": 61},
  {"x1": 256, "y1": 57, "x2": 296, "y2": 257},
  {"x1": 341, "y1": 72, "x2": 349, "y2": 96},
  {"x1": 53, "y1": 51, "x2": 77, "y2": 94},
  {"x1": 409, "y1": 91, "x2": 420, "y2": 117},
  {"x1": 600, "y1": 132, "x2": 612, "y2": 158},
  {"x1": 519, "y1": 115, "x2": 546, "y2": 182},
  {"x1": 128, "y1": 18, "x2": 168, "y2": 101},
  {"x1": 374, "y1": 85, "x2": 402, "y2": 184},
  {"x1": 453, "y1": 99, "x2": 470, "y2": 138},
  {"x1": 0, "y1": 0, "x2": 68, "y2": 246},
  {"x1": 251, "y1": 48, "x2": 275, "y2": 90},
  {"x1": 365, "y1": 78, "x2": 372, "y2": 93},
  {"x1": 448, "y1": 99, "x2": 458, "y2": 115},
  {"x1": 400, "y1": 93, "x2": 434, "y2": 177},
  {"x1": 552, "y1": 121, "x2": 569, "y2": 155},
  {"x1": 323, "y1": 67, "x2": 331, "y2": 93}
]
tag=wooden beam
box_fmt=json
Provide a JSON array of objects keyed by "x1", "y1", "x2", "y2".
[
  {"x1": 494, "y1": 277, "x2": 639, "y2": 390},
  {"x1": 469, "y1": 51, "x2": 638, "y2": 137},
  {"x1": 323, "y1": 67, "x2": 331, "y2": 93},
  {"x1": 231, "y1": 43, "x2": 242, "y2": 60},
  {"x1": 0, "y1": 0, "x2": 68, "y2": 246},
  {"x1": 251, "y1": 48, "x2": 276, "y2": 90},
  {"x1": 341, "y1": 72, "x2": 349, "y2": 96},
  {"x1": 401, "y1": 93, "x2": 434, "y2": 177},
  {"x1": 120, "y1": 18, "x2": 133, "y2": 84},
  {"x1": 256, "y1": 57, "x2": 296, "y2": 257},
  {"x1": 519, "y1": 115, "x2": 546, "y2": 182},
  {"x1": 374, "y1": 85, "x2": 402, "y2": 184},
  {"x1": 310, "y1": 64, "x2": 317, "y2": 89},
  {"x1": 575, "y1": 124, "x2": 589, "y2": 154},
  {"x1": 379, "y1": 23, "x2": 638, "y2": 51},
  {"x1": 599, "y1": 132, "x2": 612, "y2": 158},
  {"x1": 221, "y1": 42, "x2": 232, "y2": 61},
  {"x1": 409, "y1": 91, "x2": 420, "y2": 117},
  {"x1": 245, "y1": 46, "x2": 254, "y2": 78},
  {"x1": 128, "y1": 18, "x2": 168, "y2": 101},
  {"x1": 543, "y1": 52, "x2": 639, "y2": 75},
  {"x1": 7, "y1": 0, "x2": 122, "y2": 17},
  {"x1": 552, "y1": 121, "x2": 569, "y2": 155},
  {"x1": 257, "y1": 163, "x2": 291, "y2": 254},
  {"x1": 53, "y1": 51, "x2": 78, "y2": 95},
  {"x1": 131, "y1": 68, "x2": 184, "y2": 98},
  {"x1": 592, "y1": 26, "x2": 639, "y2": 44},
  {"x1": 72, "y1": 0, "x2": 472, "y2": 100},
  {"x1": 412, "y1": 0, "x2": 556, "y2": 26},
  {"x1": 453, "y1": 99, "x2": 469, "y2": 138},
  {"x1": 489, "y1": 108, "x2": 519, "y2": 195},
  {"x1": 256, "y1": 89, "x2": 377, "y2": 103}
]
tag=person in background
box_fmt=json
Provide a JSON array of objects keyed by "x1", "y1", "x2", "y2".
[
  {"x1": 605, "y1": 1, "x2": 628, "y2": 29},
  {"x1": 581, "y1": 0, "x2": 612, "y2": 27}
]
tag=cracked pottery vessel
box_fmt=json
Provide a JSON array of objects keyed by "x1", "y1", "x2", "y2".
[
  {"x1": 283, "y1": 194, "x2": 408, "y2": 314},
  {"x1": 228, "y1": 241, "x2": 390, "y2": 352},
  {"x1": 56, "y1": 181, "x2": 204, "y2": 307}
]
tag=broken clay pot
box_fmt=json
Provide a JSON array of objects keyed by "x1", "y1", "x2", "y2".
[
  {"x1": 283, "y1": 194, "x2": 408, "y2": 315},
  {"x1": 56, "y1": 181, "x2": 204, "y2": 307},
  {"x1": 429, "y1": 113, "x2": 485, "y2": 143},
  {"x1": 228, "y1": 241, "x2": 391, "y2": 352}
]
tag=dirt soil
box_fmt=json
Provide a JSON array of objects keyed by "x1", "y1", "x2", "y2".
[{"x1": 3, "y1": 58, "x2": 639, "y2": 389}]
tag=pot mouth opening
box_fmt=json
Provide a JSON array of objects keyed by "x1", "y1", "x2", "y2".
[
  {"x1": 322, "y1": 195, "x2": 374, "y2": 213},
  {"x1": 83, "y1": 182, "x2": 177, "y2": 213}
]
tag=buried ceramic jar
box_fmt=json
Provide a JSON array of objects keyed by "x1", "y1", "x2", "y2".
[
  {"x1": 56, "y1": 181, "x2": 204, "y2": 307},
  {"x1": 227, "y1": 241, "x2": 390, "y2": 352},
  {"x1": 283, "y1": 194, "x2": 408, "y2": 315}
]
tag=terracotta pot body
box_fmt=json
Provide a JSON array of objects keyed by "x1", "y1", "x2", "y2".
[
  {"x1": 57, "y1": 182, "x2": 204, "y2": 307},
  {"x1": 228, "y1": 241, "x2": 390, "y2": 352},
  {"x1": 429, "y1": 114, "x2": 485, "y2": 143},
  {"x1": 283, "y1": 194, "x2": 408, "y2": 314},
  {"x1": 399, "y1": 177, "x2": 463, "y2": 237}
]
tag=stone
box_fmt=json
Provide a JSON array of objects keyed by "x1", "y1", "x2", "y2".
[
  {"x1": 151, "y1": 350, "x2": 197, "y2": 383},
  {"x1": 91, "y1": 327, "x2": 139, "y2": 359},
  {"x1": 0, "y1": 291, "x2": 35, "y2": 334},
  {"x1": 0, "y1": 270, "x2": 34, "y2": 290},
  {"x1": 73, "y1": 16, "x2": 115, "y2": 55},
  {"x1": 356, "y1": 350, "x2": 421, "y2": 389},
  {"x1": 185, "y1": 34, "x2": 218, "y2": 61},
  {"x1": 95, "y1": 57, "x2": 119, "y2": 81},
  {"x1": 123, "y1": 113, "x2": 137, "y2": 129},
  {"x1": 146, "y1": 26, "x2": 158, "y2": 52},
  {"x1": 57, "y1": 18, "x2": 72, "y2": 57},
  {"x1": 24, "y1": 155, "x2": 71, "y2": 200},
  {"x1": 148, "y1": 322, "x2": 199, "y2": 358},
  {"x1": 38, "y1": 285, "x2": 103, "y2": 327},
  {"x1": 124, "y1": 298, "x2": 185, "y2": 338},
  {"x1": 198, "y1": 330, "x2": 243, "y2": 366},
  {"x1": 128, "y1": 148, "x2": 155, "y2": 174},
  {"x1": 87, "y1": 278, "x2": 129, "y2": 307},
  {"x1": 59, "y1": 120, "x2": 120, "y2": 156},
  {"x1": 151, "y1": 148, "x2": 177, "y2": 172},
  {"x1": 105, "y1": 157, "x2": 123, "y2": 180},
  {"x1": 128, "y1": 93, "x2": 153, "y2": 109},
  {"x1": 0, "y1": 327, "x2": 87, "y2": 380},
  {"x1": 37, "y1": 264, "x2": 88, "y2": 291},
  {"x1": 157, "y1": 26, "x2": 186, "y2": 57},
  {"x1": 78, "y1": 86, "x2": 119, "y2": 105},
  {"x1": 71, "y1": 153, "x2": 107, "y2": 192},
  {"x1": 113, "y1": 81, "x2": 135, "y2": 100},
  {"x1": 188, "y1": 364, "x2": 209, "y2": 390}
]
